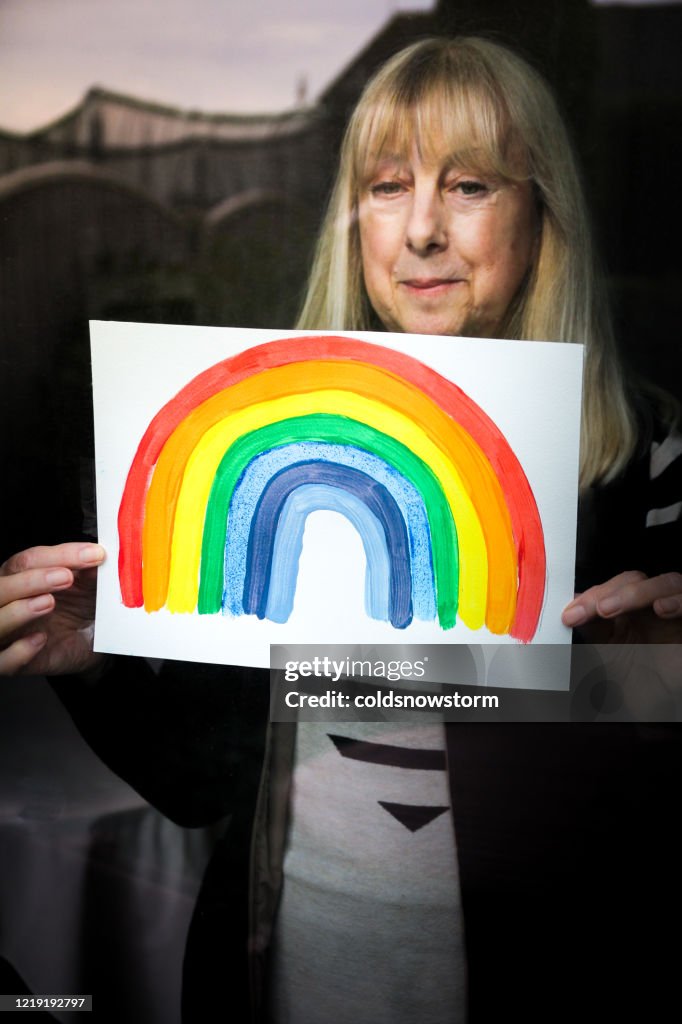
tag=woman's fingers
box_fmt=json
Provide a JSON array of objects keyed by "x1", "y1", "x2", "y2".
[
  {"x1": 0, "y1": 543, "x2": 105, "y2": 578},
  {"x1": 652, "y1": 576, "x2": 682, "y2": 618},
  {"x1": 0, "y1": 633, "x2": 48, "y2": 675},
  {"x1": 0, "y1": 545, "x2": 104, "y2": 632},
  {"x1": 562, "y1": 571, "x2": 645, "y2": 627},
  {"x1": 0, "y1": 591, "x2": 55, "y2": 638},
  {"x1": 593, "y1": 572, "x2": 682, "y2": 618},
  {"x1": 0, "y1": 566, "x2": 72, "y2": 605},
  {"x1": 0, "y1": 543, "x2": 106, "y2": 676},
  {"x1": 596, "y1": 572, "x2": 682, "y2": 619},
  {"x1": 0, "y1": 565, "x2": 71, "y2": 642},
  {"x1": 563, "y1": 571, "x2": 682, "y2": 627}
]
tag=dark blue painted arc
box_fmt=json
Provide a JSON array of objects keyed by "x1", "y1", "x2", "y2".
[
  {"x1": 242, "y1": 461, "x2": 414, "y2": 628},
  {"x1": 264, "y1": 483, "x2": 390, "y2": 623},
  {"x1": 223, "y1": 442, "x2": 435, "y2": 620}
]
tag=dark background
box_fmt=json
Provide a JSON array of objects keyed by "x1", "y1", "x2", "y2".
[{"x1": 1, "y1": 0, "x2": 681, "y2": 559}]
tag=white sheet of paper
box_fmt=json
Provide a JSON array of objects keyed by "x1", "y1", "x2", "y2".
[{"x1": 91, "y1": 322, "x2": 583, "y2": 678}]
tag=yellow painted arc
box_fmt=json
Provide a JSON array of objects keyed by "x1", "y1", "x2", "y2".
[{"x1": 165, "y1": 391, "x2": 488, "y2": 629}]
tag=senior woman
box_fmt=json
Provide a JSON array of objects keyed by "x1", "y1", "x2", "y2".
[{"x1": 1, "y1": 36, "x2": 681, "y2": 1024}]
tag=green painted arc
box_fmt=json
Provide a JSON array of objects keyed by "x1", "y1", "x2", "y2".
[{"x1": 198, "y1": 413, "x2": 460, "y2": 628}]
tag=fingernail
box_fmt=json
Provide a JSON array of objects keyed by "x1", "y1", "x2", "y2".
[
  {"x1": 79, "y1": 544, "x2": 104, "y2": 565},
  {"x1": 656, "y1": 597, "x2": 680, "y2": 615},
  {"x1": 27, "y1": 632, "x2": 47, "y2": 647},
  {"x1": 46, "y1": 569, "x2": 71, "y2": 587},
  {"x1": 29, "y1": 594, "x2": 53, "y2": 613},
  {"x1": 563, "y1": 605, "x2": 587, "y2": 627},
  {"x1": 598, "y1": 596, "x2": 622, "y2": 615}
]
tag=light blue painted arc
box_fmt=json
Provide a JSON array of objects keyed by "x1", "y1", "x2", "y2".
[
  {"x1": 264, "y1": 483, "x2": 391, "y2": 624},
  {"x1": 223, "y1": 442, "x2": 435, "y2": 620}
]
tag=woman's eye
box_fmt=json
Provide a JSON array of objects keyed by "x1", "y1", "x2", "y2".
[
  {"x1": 369, "y1": 181, "x2": 405, "y2": 196},
  {"x1": 452, "y1": 180, "x2": 487, "y2": 196}
]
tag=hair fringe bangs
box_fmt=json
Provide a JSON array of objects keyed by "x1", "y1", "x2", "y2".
[{"x1": 352, "y1": 52, "x2": 528, "y2": 188}]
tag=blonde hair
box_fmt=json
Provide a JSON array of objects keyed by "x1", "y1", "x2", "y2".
[{"x1": 297, "y1": 36, "x2": 640, "y2": 487}]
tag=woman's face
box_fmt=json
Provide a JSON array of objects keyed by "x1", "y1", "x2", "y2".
[{"x1": 358, "y1": 149, "x2": 538, "y2": 338}]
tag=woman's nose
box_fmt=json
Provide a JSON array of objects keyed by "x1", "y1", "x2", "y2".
[{"x1": 405, "y1": 189, "x2": 447, "y2": 255}]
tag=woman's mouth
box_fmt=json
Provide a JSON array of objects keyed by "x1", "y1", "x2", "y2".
[{"x1": 400, "y1": 278, "x2": 462, "y2": 296}]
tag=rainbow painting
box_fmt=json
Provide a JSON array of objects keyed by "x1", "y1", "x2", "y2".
[{"x1": 116, "y1": 335, "x2": 547, "y2": 642}]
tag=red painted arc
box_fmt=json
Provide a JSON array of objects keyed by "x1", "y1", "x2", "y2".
[{"x1": 117, "y1": 335, "x2": 546, "y2": 641}]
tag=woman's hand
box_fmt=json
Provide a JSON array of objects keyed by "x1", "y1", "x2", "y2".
[
  {"x1": 562, "y1": 570, "x2": 682, "y2": 643},
  {"x1": 0, "y1": 543, "x2": 106, "y2": 676}
]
